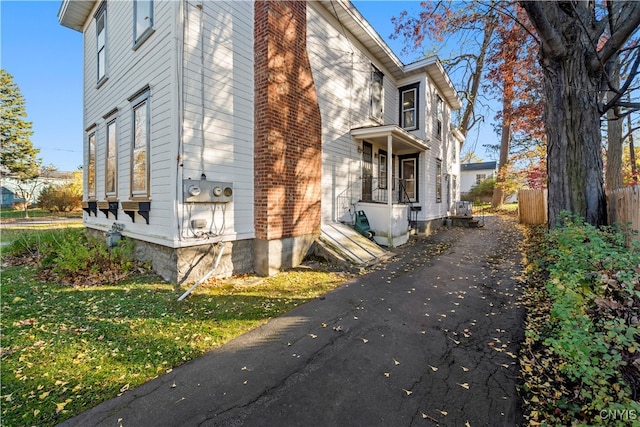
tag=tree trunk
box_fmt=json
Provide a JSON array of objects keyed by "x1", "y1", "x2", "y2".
[
  {"x1": 605, "y1": 54, "x2": 622, "y2": 224},
  {"x1": 629, "y1": 113, "x2": 638, "y2": 184},
  {"x1": 491, "y1": 122, "x2": 510, "y2": 208},
  {"x1": 459, "y1": 20, "x2": 495, "y2": 137},
  {"x1": 541, "y1": 49, "x2": 607, "y2": 227}
]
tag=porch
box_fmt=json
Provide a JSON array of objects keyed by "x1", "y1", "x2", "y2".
[{"x1": 335, "y1": 125, "x2": 429, "y2": 247}]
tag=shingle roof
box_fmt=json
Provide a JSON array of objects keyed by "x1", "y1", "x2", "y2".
[{"x1": 460, "y1": 162, "x2": 497, "y2": 171}]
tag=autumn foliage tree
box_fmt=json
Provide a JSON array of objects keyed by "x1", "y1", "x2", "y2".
[{"x1": 392, "y1": 1, "x2": 545, "y2": 208}]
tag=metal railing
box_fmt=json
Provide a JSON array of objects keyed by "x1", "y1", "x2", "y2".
[{"x1": 335, "y1": 177, "x2": 418, "y2": 229}]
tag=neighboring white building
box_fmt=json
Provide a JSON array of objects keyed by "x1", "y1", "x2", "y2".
[
  {"x1": 58, "y1": 0, "x2": 463, "y2": 284},
  {"x1": 460, "y1": 161, "x2": 497, "y2": 196}
]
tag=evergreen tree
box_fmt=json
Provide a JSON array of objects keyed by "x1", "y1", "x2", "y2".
[{"x1": 0, "y1": 69, "x2": 40, "y2": 179}]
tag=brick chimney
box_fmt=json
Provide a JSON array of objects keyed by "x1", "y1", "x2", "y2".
[{"x1": 254, "y1": 0, "x2": 322, "y2": 275}]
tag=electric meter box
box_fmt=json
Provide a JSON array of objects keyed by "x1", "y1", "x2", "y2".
[{"x1": 183, "y1": 179, "x2": 233, "y2": 203}]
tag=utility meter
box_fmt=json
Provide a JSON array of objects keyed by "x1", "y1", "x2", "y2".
[{"x1": 183, "y1": 179, "x2": 233, "y2": 203}]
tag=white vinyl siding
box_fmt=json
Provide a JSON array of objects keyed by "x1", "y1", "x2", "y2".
[
  {"x1": 307, "y1": 3, "x2": 400, "y2": 222},
  {"x1": 180, "y1": 1, "x2": 254, "y2": 238},
  {"x1": 83, "y1": 0, "x2": 176, "y2": 241}
]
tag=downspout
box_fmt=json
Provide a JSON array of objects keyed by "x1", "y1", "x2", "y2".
[
  {"x1": 387, "y1": 134, "x2": 393, "y2": 247},
  {"x1": 177, "y1": 241, "x2": 225, "y2": 301}
]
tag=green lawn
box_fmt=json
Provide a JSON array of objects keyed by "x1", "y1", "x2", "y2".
[
  {"x1": 0, "y1": 208, "x2": 82, "y2": 221},
  {"x1": 1, "y1": 228, "x2": 349, "y2": 426}
]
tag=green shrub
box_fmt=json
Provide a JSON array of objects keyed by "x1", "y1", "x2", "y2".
[
  {"x1": 5, "y1": 228, "x2": 143, "y2": 285},
  {"x1": 38, "y1": 183, "x2": 82, "y2": 212},
  {"x1": 522, "y1": 213, "x2": 640, "y2": 425}
]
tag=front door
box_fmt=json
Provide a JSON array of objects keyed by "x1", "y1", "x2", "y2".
[{"x1": 362, "y1": 141, "x2": 373, "y2": 202}]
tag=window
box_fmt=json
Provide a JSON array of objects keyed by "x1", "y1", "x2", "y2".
[
  {"x1": 399, "y1": 83, "x2": 420, "y2": 130},
  {"x1": 133, "y1": 0, "x2": 154, "y2": 48},
  {"x1": 95, "y1": 3, "x2": 107, "y2": 83},
  {"x1": 475, "y1": 173, "x2": 487, "y2": 185},
  {"x1": 436, "y1": 159, "x2": 442, "y2": 203},
  {"x1": 370, "y1": 66, "x2": 384, "y2": 122},
  {"x1": 436, "y1": 95, "x2": 443, "y2": 137},
  {"x1": 105, "y1": 119, "x2": 117, "y2": 196},
  {"x1": 87, "y1": 132, "x2": 96, "y2": 198},
  {"x1": 131, "y1": 89, "x2": 150, "y2": 197},
  {"x1": 378, "y1": 150, "x2": 387, "y2": 189}
]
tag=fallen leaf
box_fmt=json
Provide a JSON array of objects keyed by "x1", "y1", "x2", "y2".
[
  {"x1": 461, "y1": 366, "x2": 469, "y2": 372},
  {"x1": 384, "y1": 372, "x2": 390, "y2": 377},
  {"x1": 360, "y1": 338, "x2": 369, "y2": 343},
  {"x1": 55, "y1": 399, "x2": 72, "y2": 413},
  {"x1": 438, "y1": 409, "x2": 448, "y2": 416},
  {"x1": 457, "y1": 382, "x2": 470, "y2": 389},
  {"x1": 309, "y1": 334, "x2": 317, "y2": 339},
  {"x1": 402, "y1": 389, "x2": 412, "y2": 396},
  {"x1": 393, "y1": 358, "x2": 400, "y2": 366},
  {"x1": 429, "y1": 365, "x2": 438, "y2": 372},
  {"x1": 465, "y1": 421, "x2": 471, "y2": 427}
]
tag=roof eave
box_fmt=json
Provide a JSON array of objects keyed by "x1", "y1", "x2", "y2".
[{"x1": 58, "y1": 0, "x2": 95, "y2": 32}]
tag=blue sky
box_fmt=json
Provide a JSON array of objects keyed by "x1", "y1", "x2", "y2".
[
  {"x1": 1, "y1": 1, "x2": 494, "y2": 172},
  {"x1": 2, "y1": 1, "x2": 84, "y2": 172}
]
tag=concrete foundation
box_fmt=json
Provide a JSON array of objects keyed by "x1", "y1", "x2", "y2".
[{"x1": 254, "y1": 233, "x2": 317, "y2": 276}]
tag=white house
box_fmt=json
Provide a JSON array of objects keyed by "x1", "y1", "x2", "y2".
[
  {"x1": 58, "y1": 0, "x2": 463, "y2": 284},
  {"x1": 460, "y1": 161, "x2": 497, "y2": 196}
]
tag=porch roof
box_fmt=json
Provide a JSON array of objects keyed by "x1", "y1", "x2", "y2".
[{"x1": 350, "y1": 125, "x2": 430, "y2": 152}]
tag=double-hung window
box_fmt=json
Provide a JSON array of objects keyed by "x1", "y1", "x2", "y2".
[
  {"x1": 399, "y1": 83, "x2": 420, "y2": 130},
  {"x1": 95, "y1": 3, "x2": 107, "y2": 84},
  {"x1": 130, "y1": 88, "x2": 150, "y2": 197},
  {"x1": 436, "y1": 95, "x2": 444, "y2": 138},
  {"x1": 105, "y1": 118, "x2": 117, "y2": 197},
  {"x1": 378, "y1": 150, "x2": 388, "y2": 189},
  {"x1": 370, "y1": 66, "x2": 384, "y2": 122},
  {"x1": 133, "y1": 0, "x2": 154, "y2": 49},
  {"x1": 87, "y1": 131, "x2": 96, "y2": 199}
]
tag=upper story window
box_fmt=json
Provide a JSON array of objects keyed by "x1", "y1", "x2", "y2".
[
  {"x1": 87, "y1": 131, "x2": 96, "y2": 199},
  {"x1": 436, "y1": 95, "x2": 444, "y2": 138},
  {"x1": 399, "y1": 82, "x2": 420, "y2": 130},
  {"x1": 130, "y1": 88, "x2": 151, "y2": 197},
  {"x1": 370, "y1": 66, "x2": 384, "y2": 122},
  {"x1": 133, "y1": 0, "x2": 154, "y2": 49},
  {"x1": 475, "y1": 173, "x2": 487, "y2": 185},
  {"x1": 105, "y1": 118, "x2": 117, "y2": 197},
  {"x1": 95, "y1": 2, "x2": 107, "y2": 84}
]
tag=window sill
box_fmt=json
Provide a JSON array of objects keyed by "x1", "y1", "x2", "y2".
[{"x1": 133, "y1": 28, "x2": 155, "y2": 51}]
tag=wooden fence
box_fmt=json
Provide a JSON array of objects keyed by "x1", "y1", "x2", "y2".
[
  {"x1": 608, "y1": 185, "x2": 640, "y2": 244},
  {"x1": 518, "y1": 189, "x2": 548, "y2": 225}
]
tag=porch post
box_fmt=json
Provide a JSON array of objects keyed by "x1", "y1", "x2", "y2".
[{"x1": 387, "y1": 135, "x2": 393, "y2": 247}]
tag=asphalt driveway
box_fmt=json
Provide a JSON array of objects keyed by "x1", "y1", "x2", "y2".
[{"x1": 60, "y1": 214, "x2": 525, "y2": 427}]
